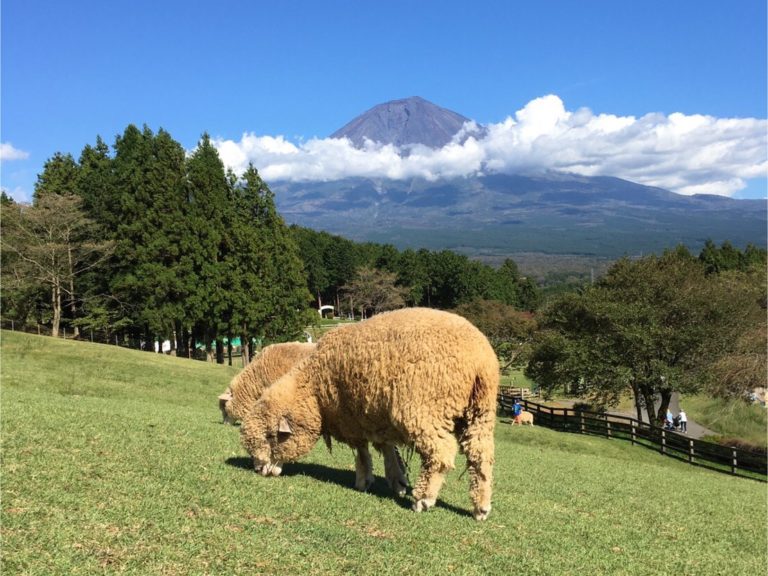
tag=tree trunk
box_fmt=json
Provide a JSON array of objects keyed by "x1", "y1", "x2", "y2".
[
  {"x1": 241, "y1": 326, "x2": 250, "y2": 367},
  {"x1": 641, "y1": 387, "x2": 657, "y2": 425},
  {"x1": 67, "y1": 245, "x2": 79, "y2": 337},
  {"x1": 216, "y1": 339, "x2": 225, "y2": 364},
  {"x1": 630, "y1": 381, "x2": 643, "y2": 421},
  {"x1": 657, "y1": 389, "x2": 673, "y2": 422},
  {"x1": 51, "y1": 280, "x2": 62, "y2": 337}
]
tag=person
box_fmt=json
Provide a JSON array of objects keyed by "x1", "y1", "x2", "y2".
[
  {"x1": 512, "y1": 398, "x2": 523, "y2": 424},
  {"x1": 678, "y1": 409, "x2": 688, "y2": 433},
  {"x1": 665, "y1": 409, "x2": 674, "y2": 430}
]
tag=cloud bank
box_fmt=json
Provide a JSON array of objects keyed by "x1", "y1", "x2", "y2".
[
  {"x1": 0, "y1": 142, "x2": 30, "y2": 162},
  {"x1": 213, "y1": 95, "x2": 767, "y2": 197}
]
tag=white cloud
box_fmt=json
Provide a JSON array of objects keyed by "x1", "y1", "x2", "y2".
[
  {"x1": 212, "y1": 95, "x2": 768, "y2": 197},
  {"x1": 0, "y1": 142, "x2": 30, "y2": 162}
]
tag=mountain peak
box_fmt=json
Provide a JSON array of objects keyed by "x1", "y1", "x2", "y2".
[{"x1": 330, "y1": 96, "x2": 474, "y2": 149}]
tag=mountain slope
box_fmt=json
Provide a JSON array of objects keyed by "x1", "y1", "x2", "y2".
[
  {"x1": 330, "y1": 96, "x2": 474, "y2": 148},
  {"x1": 272, "y1": 174, "x2": 766, "y2": 258}
]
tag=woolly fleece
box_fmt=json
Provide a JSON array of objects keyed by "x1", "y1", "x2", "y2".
[
  {"x1": 240, "y1": 307, "x2": 499, "y2": 520},
  {"x1": 221, "y1": 342, "x2": 316, "y2": 424}
]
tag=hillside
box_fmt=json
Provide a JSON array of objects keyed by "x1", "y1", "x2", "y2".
[
  {"x1": 2, "y1": 330, "x2": 765, "y2": 575},
  {"x1": 272, "y1": 173, "x2": 766, "y2": 258}
]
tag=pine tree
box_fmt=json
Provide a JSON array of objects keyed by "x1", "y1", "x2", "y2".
[{"x1": 185, "y1": 133, "x2": 232, "y2": 361}]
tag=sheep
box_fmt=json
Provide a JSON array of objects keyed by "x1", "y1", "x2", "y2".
[
  {"x1": 240, "y1": 307, "x2": 499, "y2": 520},
  {"x1": 512, "y1": 411, "x2": 534, "y2": 426},
  {"x1": 219, "y1": 342, "x2": 317, "y2": 425},
  {"x1": 220, "y1": 340, "x2": 409, "y2": 496}
]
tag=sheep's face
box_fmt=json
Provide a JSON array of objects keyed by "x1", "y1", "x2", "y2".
[{"x1": 245, "y1": 412, "x2": 314, "y2": 478}]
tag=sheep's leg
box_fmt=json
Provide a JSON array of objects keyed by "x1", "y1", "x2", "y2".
[
  {"x1": 411, "y1": 434, "x2": 457, "y2": 513},
  {"x1": 380, "y1": 444, "x2": 409, "y2": 497},
  {"x1": 354, "y1": 443, "x2": 374, "y2": 492},
  {"x1": 458, "y1": 414, "x2": 495, "y2": 521}
]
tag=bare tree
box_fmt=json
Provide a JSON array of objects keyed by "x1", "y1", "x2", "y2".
[
  {"x1": 341, "y1": 266, "x2": 410, "y2": 318},
  {"x1": 2, "y1": 194, "x2": 113, "y2": 337}
]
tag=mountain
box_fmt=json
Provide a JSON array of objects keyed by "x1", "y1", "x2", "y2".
[
  {"x1": 271, "y1": 174, "x2": 766, "y2": 258},
  {"x1": 330, "y1": 96, "x2": 476, "y2": 148},
  {"x1": 272, "y1": 98, "x2": 766, "y2": 259}
]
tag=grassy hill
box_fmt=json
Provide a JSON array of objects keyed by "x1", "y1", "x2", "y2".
[{"x1": 2, "y1": 330, "x2": 766, "y2": 575}]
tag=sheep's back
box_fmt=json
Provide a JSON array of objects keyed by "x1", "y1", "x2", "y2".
[{"x1": 306, "y1": 308, "x2": 499, "y2": 441}]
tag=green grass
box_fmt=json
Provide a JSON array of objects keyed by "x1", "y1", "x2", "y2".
[
  {"x1": 2, "y1": 330, "x2": 766, "y2": 575},
  {"x1": 499, "y1": 369, "x2": 537, "y2": 390},
  {"x1": 680, "y1": 394, "x2": 767, "y2": 449}
]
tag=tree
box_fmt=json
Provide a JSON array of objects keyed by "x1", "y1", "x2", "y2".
[
  {"x1": 2, "y1": 194, "x2": 113, "y2": 337},
  {"x1": 526, "y1": 250, "x2": 762, "y2": 422},
  {"x1": 185, "y1": 133, "x2": 232, "y2": 360},
  {"x1": 342, "y1": 266, "x2": 409, "y2": 318},
  {"x1": 451, "y1": 299, "x2": 535, "y2": 372}
]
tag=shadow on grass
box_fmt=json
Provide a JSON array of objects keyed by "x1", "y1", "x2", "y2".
[{"x1": 224, "y1": 456, "x2": 472, "y2": 518}]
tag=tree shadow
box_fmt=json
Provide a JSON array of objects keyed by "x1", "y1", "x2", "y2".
[{"x1": 223, "y1": 457, "x2": 472, "y2": 517}]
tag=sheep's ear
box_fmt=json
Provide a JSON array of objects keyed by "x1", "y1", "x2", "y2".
[
  {"x1": 218, "y1": 391, "x2": 232, "y2": 401},
  {"x1": 278, "y1": 417, "x2": 293, "y2": 435}
]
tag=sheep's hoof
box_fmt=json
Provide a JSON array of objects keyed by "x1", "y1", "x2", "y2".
[
  {"x1": 412, "y1": 498, "x2": 435, "y2": 513},
  {"x1": 473, "y1": 506, "x2": 491, "y2": 521}
]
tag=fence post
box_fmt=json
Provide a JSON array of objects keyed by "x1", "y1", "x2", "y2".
[
  {"x1": 731, "y1": 449, "x2": 738, "y2": 475},
  {"x1": 606, "y1": 421, "x2": 612, "y2": 439},
  {"x1": 631, "y1": 421, "x2": 636, "y2": 446},
  {"x1": 580, "y1": 413, "x2": 585, "y2": 434},
  {"x1": 688, "y1": 440, "x2": 695, "y2": 464},
  {"x1": 661, "y1": 429, "x2": 667, "y2": 455}
]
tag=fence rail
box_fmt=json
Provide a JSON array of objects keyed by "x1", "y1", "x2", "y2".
[{"x1": 498, "y1": 391, "x2": 767, "y2": 481}]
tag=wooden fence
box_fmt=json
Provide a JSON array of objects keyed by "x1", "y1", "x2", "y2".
[{"x1": 498, "y1": 391, "x2": 767, "y2": 481}]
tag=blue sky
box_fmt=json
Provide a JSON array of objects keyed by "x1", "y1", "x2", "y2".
[{"x1": 2, "y1": 0, "x2": 766, "y2": 202}]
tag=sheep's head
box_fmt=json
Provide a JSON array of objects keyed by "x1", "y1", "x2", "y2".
[{"x1": 240, "y1": 399, "x2": 320, "y2": 477}]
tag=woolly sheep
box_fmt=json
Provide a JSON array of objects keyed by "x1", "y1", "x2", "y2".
[
  {"x1": 240, "y1": 307, "x2": 499, "y2": 520},
  {"x1": 219, "y1": 341, "x2": 409, "y2": 496},
  {"x1": 219, "y1": 342, "x2": 317, "y2": 425},
  {"x1": 513, "y1": 411, "x2": 534, "y2": 426}
]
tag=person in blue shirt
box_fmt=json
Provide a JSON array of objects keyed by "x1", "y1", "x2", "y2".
[{"x1": 512, "y1": 398, "x2": 523, "y2": 423}]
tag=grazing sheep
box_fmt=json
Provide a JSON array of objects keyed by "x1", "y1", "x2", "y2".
[
  {"x1": 219, "y1": 342, "x2": 317, "y2": 425},
  {"x1": 513, "y1": 411, "x2": 534, "y2": 426},
  {"x1": 220, "y1": 340, "x2": 409, "y2": 496},
  {"x1": 240, "y1": 307, "x2": 499, "y2": 520}
]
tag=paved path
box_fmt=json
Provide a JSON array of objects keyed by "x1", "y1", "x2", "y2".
[
  {"x1": 551, "y1": 392, "x2": 717, "y2": 440},
  {"x1": 606, "y1": 392, "x2": 716, "y2": 440}
]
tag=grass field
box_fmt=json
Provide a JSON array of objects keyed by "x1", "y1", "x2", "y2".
[{"x1": 2, "y1": 330, "x2": 766, "y2": 575}]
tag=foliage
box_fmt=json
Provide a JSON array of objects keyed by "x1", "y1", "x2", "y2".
[
  {"x1": 341, "y1": 266, "x2": 409, "y2": 317},
  {"x1": 451, "y1": 299, "x2": 535, "y2": 371},
  {"x1": 526, "y1": 248, "x2": 765, "y2": 421},
  {"x1": 1, "y1": 194, "x2": 113, "y2": 337},
  {"x1": 2, "y1": 330, "x2": 765, "y2": 576},
  {"x1": 9, "y1": 126, "x2": 312, "y2": 362},
  {"x1": 288, "y1": 227, "x2": 542, "y2": 313}
]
